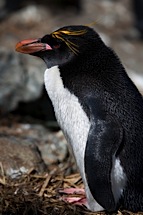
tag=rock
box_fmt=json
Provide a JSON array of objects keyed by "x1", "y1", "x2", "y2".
[
  {"x1": 12, "y1": 86, "x2": 57, "y2": 123},
  {"x1": 127, "y1": 69, "x2": 143, "y2": 94},
  {"x1": 38, "y1": 130, "x2": 68, "y2": 165},
  {"x1": 0, "y1": 119, "x2": 69, "y2": 174},
  {"x1": 99, "y1": 32, "x2": 111, "y2": 46},
  {"x1": 0, "y1": 134, "x2": 46, "y2": 178},
  {"x1": 0, "y1": 0, "x2": 4, "y2": 8},
  {"x1": 0, "y1": 47, "x2": 45, "y2": 112}
]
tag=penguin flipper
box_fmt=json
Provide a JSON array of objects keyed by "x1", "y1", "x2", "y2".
[{"x1": 84, "y1": 98, "x2": 123, "y2": 212}]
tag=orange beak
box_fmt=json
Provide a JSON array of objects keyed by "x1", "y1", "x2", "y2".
[{"x1": 15, "y1": 39, "x2": 52, "y2": 54}]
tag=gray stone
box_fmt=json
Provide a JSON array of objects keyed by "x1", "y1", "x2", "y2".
[
  {"x1": 0, "y1": 134, "x2": 46, "y2": 178},
  {"x1": 0, "y1": 47, "x2": 45, "y2": 112},
  {"x1": 0, "y1": 121, "x2": 69, "y2": 175}
]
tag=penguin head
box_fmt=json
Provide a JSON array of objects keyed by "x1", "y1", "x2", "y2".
[{"x1": 16, "y1": 25, "x2": 103, "y2": 68}]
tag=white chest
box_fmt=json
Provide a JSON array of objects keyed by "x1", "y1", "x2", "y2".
[
  {"x1": 44, "y1": 66, "x2": 104, "y2": 211},
  {"x1": 44, "y1": 66, "x2": 90, "y2": 177}
]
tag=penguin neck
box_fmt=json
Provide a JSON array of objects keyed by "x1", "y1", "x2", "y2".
[
  {"x1": 44, "y1": 45, "x2": 128, "y2": 100},
  {"x1": 56, "y1": 50, "x2": 124, "y2": 93}
]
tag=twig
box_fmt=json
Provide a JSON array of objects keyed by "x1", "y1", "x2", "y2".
[
  {"x1": 0, "y1": 162, "x2": 6, "y2": 185},
  {"x1": 39, "y1": 174, "x2": 51, "y2": 197}
]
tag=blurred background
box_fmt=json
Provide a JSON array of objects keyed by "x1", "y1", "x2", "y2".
[
  {"x1": 0, "y1": 0, "x2": 143, "y2": 177},
  {"x1": 0, "y1": 0, "x2": 143, "y2": 119}
]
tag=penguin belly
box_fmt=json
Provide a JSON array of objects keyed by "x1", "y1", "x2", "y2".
[{"x1": 44, "y1": 65, "x2": 104, "y2": 211}]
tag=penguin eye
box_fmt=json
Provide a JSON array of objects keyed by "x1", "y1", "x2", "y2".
[{"x1": 53, "y1": 44, "x2": 61, "y2": 49}]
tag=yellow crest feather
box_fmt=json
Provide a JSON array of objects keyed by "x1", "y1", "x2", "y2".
[{"x1": 51, "y1": 28, "x2": 87, "y2": 55}]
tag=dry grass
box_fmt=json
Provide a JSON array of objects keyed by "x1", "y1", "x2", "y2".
[{"x1": 0, "y1": 165, "x2": 142, "y2": 215}]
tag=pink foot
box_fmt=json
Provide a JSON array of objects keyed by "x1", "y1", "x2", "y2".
[
  {"x1": 58, "y1": 188, "x2": 87, "y2": 206},
  {"x1": 59, "y1": 188, "x2": 85, "y2": 195},
  {"x1": 61, "y1": 196, "x2": 87, "y2": 206}
]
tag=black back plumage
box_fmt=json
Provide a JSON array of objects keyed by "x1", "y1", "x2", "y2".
[
  {"x1": 55, "y1": 25, "x2": 143, "y2": 211},
  {"x1": 58, "y1": 26, "x2": 143, "y2": 141}
]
